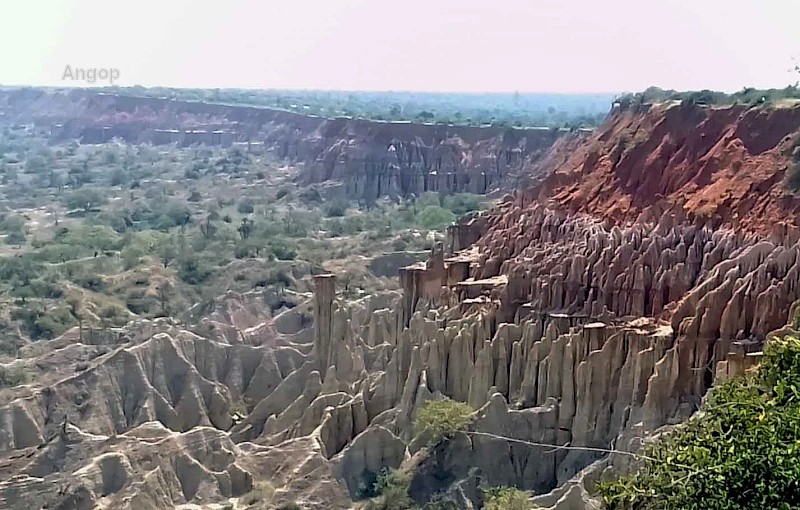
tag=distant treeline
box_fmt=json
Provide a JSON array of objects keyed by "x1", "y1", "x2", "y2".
[
  {"x1": 99, "y1": 86, "x2": 616, "y2": 129},
  {"x1": 615, "y1": 85, "x2": 800, "y2": 107}
]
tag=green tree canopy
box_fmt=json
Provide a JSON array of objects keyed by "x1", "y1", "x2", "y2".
[
  {"x1": 600, "y1": 335, "x2": 800, "y2": 510},
  {"x1": 63, "y1": 188, "x2": 106, "y2": 212}
]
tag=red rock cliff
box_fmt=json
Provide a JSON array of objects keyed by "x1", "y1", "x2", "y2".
[{"x1": 530, "y1": 101, "x2": 800, "y2": 235}]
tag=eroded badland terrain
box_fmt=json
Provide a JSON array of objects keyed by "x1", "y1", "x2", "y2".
[{"x1": 2, "y1": 88, "x2": 800, "y2": 509}]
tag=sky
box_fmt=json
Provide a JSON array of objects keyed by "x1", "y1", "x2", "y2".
[{"x1": 1, "y1": 0, "x2": 799, "y2": 94}]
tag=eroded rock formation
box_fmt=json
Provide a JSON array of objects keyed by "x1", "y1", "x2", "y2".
[
  {"x1": 0, "y1": 88, "x2": 572, "y2": 202},
  {"x1": 2, "y1": 94, "x2": 800, "y2": 509}
]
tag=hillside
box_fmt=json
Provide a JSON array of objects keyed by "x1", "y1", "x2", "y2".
[
  {"x1": 532, "y1": 100, "x2": 800, "y2": 234},
  {"x1": 0, "y1": 88, "x2": 582, "y2": 201},
  {"x1": 0, "y1": 87, "x2": 799, "y2": 510}
]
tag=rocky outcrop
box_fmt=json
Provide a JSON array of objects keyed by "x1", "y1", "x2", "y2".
[
  {"x1": 1, "y1": 200, "x2": 799, "y2": 509},
  {"x1": 530, "y1": 100, "x2": 800, "y2": 235}
]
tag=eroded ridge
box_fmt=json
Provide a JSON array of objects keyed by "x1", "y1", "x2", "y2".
[{"x1": 1, "y1": 201, "x2": 798, "y2": 509}]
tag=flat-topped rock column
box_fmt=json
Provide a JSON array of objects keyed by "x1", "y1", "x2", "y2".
[{"x1": 313, "y1": 274, "x2": 337, "y2": 374}]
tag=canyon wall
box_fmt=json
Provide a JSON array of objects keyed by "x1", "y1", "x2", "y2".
[
  {"x1": 2, "y1": 94, "x2": 800, "y2": 509},
  {"x1": 0, "y1": 88, "x2": 577, "y2": 201},
  {"x1": 530, "y1": 100, "x2": 800, "y2": 234}
]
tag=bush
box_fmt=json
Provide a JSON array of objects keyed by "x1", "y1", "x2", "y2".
[
  {"x1": 414, "y1": 398, "x2": 473, "y2": 446},
  {"x1": 71, "y1": 272, "x2": 105, "y2": 292},
  {"x1": 177, "y1": 256, "x2": 212, "y2": 285},
  {"x1": 325, "y1": 200, "x2": 348, "y2": 217},
  {"x1": 0, "y1": 365, "x2": 29, "y2": 388},
  {"x1": 268, "y1": 238, "x2": 298, "y2": 261},
  {"x1": 599, "y1": 335, "x2": 800, "y2": 510},
  {"x1": 482, "y1": 487, "x2": 534, "y2": 510},
  {"x1": 12, "y1": 306, "x2": 76, "y2": 340},
  {"x1": 125, "y1": 289, "x2": 157, "y2": 315},
  {"x1": 237, "y1": 199, "x2": 255, "y2": 214},
  {"x1": 63, "y1": 188, "x2": 106, "y2": 212},
  {"x1": 443, "y1": 193, "x2": 483, "y2": 216},
  {"x1": 5, "y1": 229, "x2": 25, "y2": 245},
  {"x1": 365, "y1": 469, "x2": 415, "y2": 510},
  {"x1": 416, "y1": 206, "x2": 456, "y2": 231}
]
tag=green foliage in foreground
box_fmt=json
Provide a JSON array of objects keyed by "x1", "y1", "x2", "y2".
[
  {"x1": 413, "y1": 398, "x2": 473, "y2": 446},
  {"x1": 482, "y1": 486, "x2": 536, "y2": 510},
  {"x1": 365, "y1": 470, "x2": 415, "y2": 510},
  {"x1": 599, "y1": 335, "x2": 800, "y2": 510},
  {"x1": 365, "y1": 469, "x2": 522, "y2": 510}
]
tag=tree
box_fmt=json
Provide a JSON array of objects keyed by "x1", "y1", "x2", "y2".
[
  {"x1": 416, "y1": 206, "x2": 456, "y2": 231},
  {"x1": 156, "y1": 281, "x2": 173, "y2": 317},
  {"x1": 237, "y1": 199, "x2": 255, "y2": 215},
  {"x1": 200, "y1": 214, "x2": 217, "y2": 240},
  {"x1": 63, "y1": 188, "x2": 105, "y2": 212},
  {"x1": 67, "y1": 295, "x2": 84, "y2": 342},
  {"x1": 5, "y1": 229, "x2": 25, "y2": 246},
  {"x1": 414, "y1": 398, "x2": 473, "y2": 446},
  {"x1": 110, "y1": 167, "x2": 128, "y2": 187},
  {"x1": 599, "y1": 335, "x2": 800, "y2": 510},
  {"x1": 11, "y1": 279, "x2": 34, "y2": 305},
  {"x1": 238, "y1": 217, "x2": 253, "y2": 240},
  {"x1": 160, "y1": 241, "x2": 177, "y2": 268},
  {"x1": 25, "y1": 154, "x2": 47, "y2": 174},
  {"x1": 416, "y1": 111, "x2": 435, "y2": 122}
]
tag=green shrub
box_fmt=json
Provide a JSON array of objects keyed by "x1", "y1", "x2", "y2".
[
  {"x1": 237, "y1": 199, "x2": 255, "y2": 214},
  {"x1": 268, "y1": 238, "x2": 298, "y2": 261},
  {"x1": 416, "y1": 206, "x2": 456, "y2": 231},
  {"x1": 443, "y1": 193, "x2": 483, "y2": 216},
  {"x1": 365, "y1": 469, "x2": 415, "y2": 510},
  {"x1": 5, "y1": 229, "x2": 25, "y2": 245},
  {"x1": 12, "y1": 306, "x2": 76, "y2": 340},
  {"x1": 599, "y1": 335, "x2": 800, "y2": 510},
  {"x1": 177, "y1": 256, "x2": 212, "y2": 285},
  {"x1": 325, "y1": 200, "x2": 348, "y2": 217},
  {"x1": 414, "y1": 398, "x2": 473, "y2": 446},
  {"x1": 482, "y1": 487, "x2": 535, "y2": 510},
  {"x1": 0, "y1": 365, "x2": 29, "y2": 388}
]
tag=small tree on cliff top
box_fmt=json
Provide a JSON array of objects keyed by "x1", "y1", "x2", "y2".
[
  {"x1": 414, "y1": 398, "x2": 473, "y2": 446},
  {"x1": 599, "y1": 335, "x2": 800, "y2": 510}
]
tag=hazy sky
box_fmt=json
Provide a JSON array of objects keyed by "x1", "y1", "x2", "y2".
[{"x1": 2, "y1": 0, "x2": 799, "y2": 93}]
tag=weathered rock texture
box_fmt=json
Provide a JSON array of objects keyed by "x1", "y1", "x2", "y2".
[
  {"x1": 1, "y1": 198, "x2": 798, "y2": 509},
  {"x1": 0, "y1": 88, "x2": 572, "y2": 201},
  {"x1": 3, "y1": 95, "x2": 800, "y2": 510},
  {"x1": 530, "y1": 100, "x2": 800, "y2": 234}
]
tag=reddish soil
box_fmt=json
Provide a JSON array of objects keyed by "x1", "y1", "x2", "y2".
[{"x1": 529, "y1": 101, "x2": 800, "y2": 235}]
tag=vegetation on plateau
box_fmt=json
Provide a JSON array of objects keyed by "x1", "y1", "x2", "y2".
[
  {"x1": 615, "y1": 85, "x2": 800, "y2": 108},
  {"x1": 599, "y1": 335, "x2": 800, "y2": 510},
  {"x1": 0, "y1": 125, "x2": 488, "y2": 355},
  {"x1": 96, "y1": 86, "x2": 614, "y2": 129}
]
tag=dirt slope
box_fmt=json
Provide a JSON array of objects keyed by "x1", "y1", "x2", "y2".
[{"x1": 531, "y1": 100, "x2": 800, "y2": 234}]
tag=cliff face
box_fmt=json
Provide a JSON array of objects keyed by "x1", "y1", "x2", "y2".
[
  {"x1": 531, "y1": 101, "x2": 800, "y2": 234},
  {"x1": 0, "y1": 88, "x2": 574, "y2": 200},
  {"x1": 4, "y1": 93, "x2": 800, "y2": 510}
]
